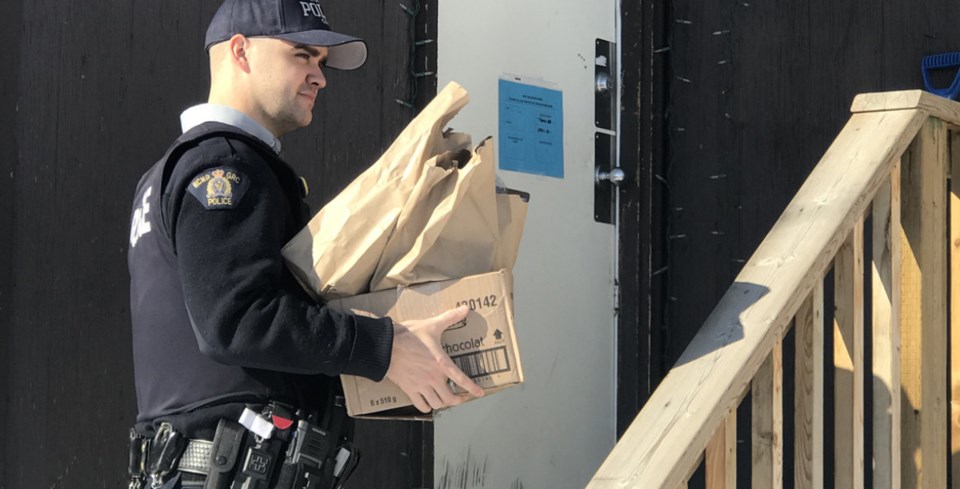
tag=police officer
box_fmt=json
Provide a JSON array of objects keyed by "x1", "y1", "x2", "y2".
[{"x1": 127, "y1": 1, "x2": 483, "y2": 487}]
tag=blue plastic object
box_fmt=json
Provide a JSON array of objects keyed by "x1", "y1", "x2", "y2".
[{"x1": 922, "y1": 52, "x2": 960, "y2": 100}]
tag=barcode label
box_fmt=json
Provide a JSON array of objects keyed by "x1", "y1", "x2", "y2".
[{"x1": 451, "y1": 346, "x2": 510, "y2": 379}]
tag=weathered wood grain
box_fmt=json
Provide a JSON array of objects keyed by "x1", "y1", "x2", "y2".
[
  {"x1": 851, "y1": 91, "x2": 960, "y2": 127},
  {"x1": 872, "y1": 164, "x2": 902, "y2": 489},
  {"x1": 833, "y1": 221, "x2": 864, "y2": 489},
  {"x1": 753, "y1": 342, "x2": 784, "y2": 489},
  {"x1": 951, "y1": 130, "x2": 960, "y2": 489},
  {"x1": 899, "y1": 118, "x2": 948, "y2": 489},
  {"x1": 795, "y1": 284, "x2": 824, "y2": 489},
  {"x1": 706, "y1": 412, "x2": 737, "y2": 489}
]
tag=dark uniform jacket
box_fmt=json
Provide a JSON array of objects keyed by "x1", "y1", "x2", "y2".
[{"x1": 128, "y1": 122, "x2": 393, "y2": 438}]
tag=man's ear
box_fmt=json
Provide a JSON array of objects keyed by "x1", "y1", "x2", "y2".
[{"x1": 228, "y1": 34, "x2": 252, "y2": 73}]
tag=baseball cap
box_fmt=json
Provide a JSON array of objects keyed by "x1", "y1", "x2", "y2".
[{"x1": 205, "y1": 0, "x2": 368, "y2": 70}]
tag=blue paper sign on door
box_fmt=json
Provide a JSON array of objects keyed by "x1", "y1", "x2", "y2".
[{"x1": 498, "y1": 78, "x2": 564, "y2": 178}]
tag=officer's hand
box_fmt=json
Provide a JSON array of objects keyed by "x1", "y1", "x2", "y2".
[{"x1": 386, "y1": 306, "x2": 485, "y2": 413}]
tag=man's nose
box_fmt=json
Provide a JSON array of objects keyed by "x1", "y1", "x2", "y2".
[{"x1": 309, "y1": 66, "x2": 327, "y2": 89}]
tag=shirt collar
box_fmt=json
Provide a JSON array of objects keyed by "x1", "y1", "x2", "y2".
[{"x1": 180, "y1": 104, "x2": 282, "y2": 154}]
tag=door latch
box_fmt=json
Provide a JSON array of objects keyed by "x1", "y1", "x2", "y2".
[{"x1": 595, "y1": 167, "x2": 625, "y2": 186}]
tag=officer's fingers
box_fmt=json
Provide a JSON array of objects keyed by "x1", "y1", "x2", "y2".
[
  {"x1": 429, "y1": 306, "x2": 469, "y2": 333},
  {"x1": 444, "y1": 361, "x2": 484, "y2": 398},
  {"x1": 429, "y1": 378, "x2": 463, "y2": 407},
  {"x1": 421, "y1": 388, "x2": 445, "y2": 411},
  {"x1": 410, "y1": 393, "x2": 432, "y2": 413}
]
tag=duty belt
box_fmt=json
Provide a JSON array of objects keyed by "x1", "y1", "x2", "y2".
[
  {"x1": 177, "y1": 439, "x2": 214, "y2": 475},
  {"x1": 128, "y1": 398, "x2": 359, "y2": 489}
]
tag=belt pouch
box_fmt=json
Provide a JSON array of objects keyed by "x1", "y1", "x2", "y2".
[
  {"x1": 234, "y1": 436, "x2": 283, "y2": 489},
  {"x1": 203, "y1": 420, "x2": 246, "y2": 489},
  {"x1": 128, "y1": 430, "x2": 146, "y2": 478},
  {"x1": 146, "y1": 423, "x2": 185, "y2": 483}
]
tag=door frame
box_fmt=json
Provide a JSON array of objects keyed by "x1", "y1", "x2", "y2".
[{"x1": 615, "y1": 0, "x2": 669, "y2": 437}]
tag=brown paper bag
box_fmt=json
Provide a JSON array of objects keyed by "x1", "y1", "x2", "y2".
[
  {"x1": 492, "y1": 190, "x2": 529, "y2": 272},
  {"x1": 281, "y1": 82, "x2": 471, "y2": 298},
  {"x1": 370, "y1": 139, "x2": 501, "y2": 291}
]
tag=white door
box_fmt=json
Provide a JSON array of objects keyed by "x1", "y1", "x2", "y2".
[{"x1": 434, "y1": 1, "x2": 620, "y2": 487}]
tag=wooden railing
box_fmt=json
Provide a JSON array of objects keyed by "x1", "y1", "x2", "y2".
[{"x1": 587, "y1": 91, "x2": 960, "y2": 488}]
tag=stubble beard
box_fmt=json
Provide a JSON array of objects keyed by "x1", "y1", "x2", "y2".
[{"x1": 270, "y1": 94, "x2": 314, "y2": 136}]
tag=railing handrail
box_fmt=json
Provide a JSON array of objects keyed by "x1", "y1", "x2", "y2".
[{"x1": 587, "y1": 90, "x2": 960, "y2": 489}]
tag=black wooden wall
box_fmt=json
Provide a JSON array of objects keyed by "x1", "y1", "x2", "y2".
[
  {"x1": 663, "y1": 0, "x2": 960, "y2": 365},
  {"x1": 0, "y1": 1, "x2": 435, "y2": 487}
]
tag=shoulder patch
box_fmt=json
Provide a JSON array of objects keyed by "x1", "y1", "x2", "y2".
[{"x1": 186, "y1": 166, "x2": 251, "y2": 210}]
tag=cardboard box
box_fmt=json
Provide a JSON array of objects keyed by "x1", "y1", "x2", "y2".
[{"x1": 331, "y1": 270, "x2": 523, "y2": 420}]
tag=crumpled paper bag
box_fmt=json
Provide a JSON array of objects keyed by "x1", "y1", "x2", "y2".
[
  {"x1": 283, "y1": 82, "x2": 528, "y2": 300},
  {"x1": 281, "y1": 82, "x2": 472, "y2": 298}
]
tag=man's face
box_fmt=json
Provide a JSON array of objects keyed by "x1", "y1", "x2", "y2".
[{"x1": 244, "y1": 37, "x2": 329, "y2": 136}]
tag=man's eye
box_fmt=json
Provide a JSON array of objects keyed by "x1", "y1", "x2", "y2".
[{"x1": 296, "y1": 53, "x2": 310, "y2": 59}]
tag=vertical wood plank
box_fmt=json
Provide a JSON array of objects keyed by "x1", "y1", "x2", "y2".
[
  {"x1": 900, "y1": 118, "x2": 949, "y2": 489},
  {"x1": 834, "y1": 220, "x2": 865, "y2": 489},
  {"x1": 796, "y1": 283, "x2": 825, "y2": 489},
  {"x1": 706, "y1": 412, "x2": 737, "y2": 489},
  {"x1": 873, "y1": 164, "x2": 902, "y2": 489},
  {"x1": 950, "y1": 129, "x2": 960, "y2": 489},
  {"x1": 615, "y1": 0, "x2": 666, "y2": 440},
  {"x1": 753, "y1": 341, "x2": 784, "y2": 489},
  {"x1": 0, "y1": 2, "x2": 19, "y2": 487}
]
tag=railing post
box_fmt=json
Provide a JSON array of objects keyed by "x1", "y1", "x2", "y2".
[
  {"x1": 706, "y1": 412, "x2": 737, "y2": 489},
  {"x1": 900, "y1": 117, "x2": 948, "y2": 489},
  {"x1": 795, "y1": 283, "x2": 825, "y2": 489},
  {"x1": 835, "y1": 219, "x2": 865, "y2": 489},
  {"x1": 950, "y1": 129, "x2": 960, "y2": 489},
  {"x1": 753, "y1": 340, "x2": 783, "y2": 489},
  {"x1": 872, "y1": 164, "x2": 902, "y2": 489}
]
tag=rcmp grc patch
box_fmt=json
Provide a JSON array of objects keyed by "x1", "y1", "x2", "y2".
[{"x1": 187, "y1": 166, "x2": 250, "y2": 210}]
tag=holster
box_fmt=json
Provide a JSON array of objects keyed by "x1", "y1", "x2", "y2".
[
  {"x1": 273, "y1": 395, "x2": 358, "y2": 489},
  {"x1": 203, "y1": 419, "x2": 247, "y2": 489}
]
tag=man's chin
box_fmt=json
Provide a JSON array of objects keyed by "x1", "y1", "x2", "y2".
[
  {"x1": 294, "y1": 110, "x2": 313, "y2": 128},
  {"x1": 284, "y1": 114, "x2": 313, "y2": 133}
]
